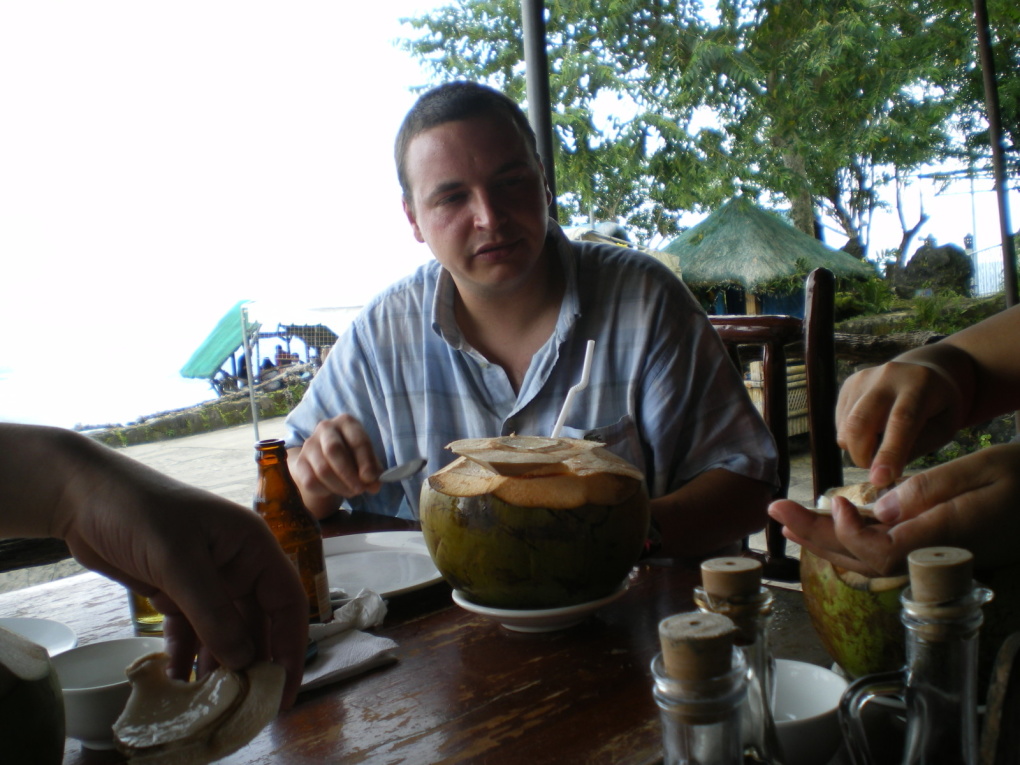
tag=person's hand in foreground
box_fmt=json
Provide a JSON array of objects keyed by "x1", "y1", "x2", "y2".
[
  {"x1": 835, "y1": 344, "x2": 974, "y2": 489},
  {"x1": 288, "y1": 413, "x2": 384, "y2": 519},
  {"x1": 837, "y1": 304, "x2": 1020, "y2": 489},
  {"x1": 0, "y1": 423, "x2": 308, "y2": 709},
  {"x1": 768, "y1": 444, "x2": 1020, "y2": 577}
]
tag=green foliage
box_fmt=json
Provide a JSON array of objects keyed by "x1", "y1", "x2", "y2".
[
  {"x1": 834, "y1": 276, "x2": 897, "y2": 320},
  {"x1": 756, "y1": 257, "x2": 812, "y2": 297},
  {"x1": 398, "y1": 0, "x2": 1019, "y2": 248},
  {"x1": 909, "y1": 413, "x2": 1015, "y2": 469},
  {"x1": 908, "y1": 290, "x2": 973, "y2": 334}
]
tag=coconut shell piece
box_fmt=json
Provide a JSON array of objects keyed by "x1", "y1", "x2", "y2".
[
  {"x1": 447, "y1": 435, "x2": 643, "y2": 479},
  {"x1": 429, "y1": 455, "x2": 641, "y2": 507},
  {"x1": 434, "y1": 436, "x2": 644, "y2": 508},
  {"x1": 113, "y1": 652, "x2": 284, "y2": 765},
  {"x1": 0, "y1": 625, "x2": 64, "y2": 765},
  {"x1": 447, "y1": 435, "x2": 595, "y2": 476}
]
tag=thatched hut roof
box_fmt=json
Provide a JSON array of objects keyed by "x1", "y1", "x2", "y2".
[{"x1": 658, "y1": 197, "x2": 874, "y2": 292}]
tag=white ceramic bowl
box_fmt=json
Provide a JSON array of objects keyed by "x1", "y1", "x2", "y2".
[
  {"x1": 774, "y1": 658, "x2": 848, "y2": 765},
  {"x1": 51, "y1": 636, "x2": 164, "y2": 750}
]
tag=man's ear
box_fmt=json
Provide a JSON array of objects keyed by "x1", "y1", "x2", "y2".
[
  {"x1": 402, "y1": 197, "x2": 425, "y2": 243},
  {"x1": 538, "y1": 159, "x2": 553, "y2": 207}
]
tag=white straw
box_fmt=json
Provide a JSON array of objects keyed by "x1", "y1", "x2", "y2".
[{"x1": 551, "y1": 339, "x2": 595, "y2": 438}]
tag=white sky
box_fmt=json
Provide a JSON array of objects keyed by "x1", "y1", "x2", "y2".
[
  {"x1": 0, "y1": 1, "x2": 442, "y2": 426},
  {"x1": 1, "y1": 2, "x2": 1015, "y2": 428}
]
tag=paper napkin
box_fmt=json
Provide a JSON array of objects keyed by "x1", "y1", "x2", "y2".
[{"x1": 301, "y1": 590, "x2": 397, "y2": 692}]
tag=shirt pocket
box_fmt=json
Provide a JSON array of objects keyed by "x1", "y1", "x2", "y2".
[{"x1": 559, "y1": 415, "x2": 645, "y2": 475}]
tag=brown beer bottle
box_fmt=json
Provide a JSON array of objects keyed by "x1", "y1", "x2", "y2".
[{"x1": 253, "y1": 438, "x2": 332, "y2": 623}]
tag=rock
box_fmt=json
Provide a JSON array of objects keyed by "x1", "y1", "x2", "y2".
[{"x1": 893, "y1": 241, "x2": 974, "y2": 297}]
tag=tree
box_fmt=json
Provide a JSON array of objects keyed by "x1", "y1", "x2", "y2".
[{"x1": 399, "y1": 0, "x2": 1017, "y2": 255}]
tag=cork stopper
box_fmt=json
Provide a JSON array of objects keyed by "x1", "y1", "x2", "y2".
[
  {"x1": 907, "y1": 547, "x2": 973, "y2": 603},
  {"x1": 701, "y1": 557, "x2": 762, "y2": 599},
  {"x1": 658, "y1": 612, "x2": 737, "y2": 682}
]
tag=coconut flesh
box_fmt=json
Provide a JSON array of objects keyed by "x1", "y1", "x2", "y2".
[
  {"x1": 113, "y1": 652, "x2": 284, "y2": 765},
  {"x1": 421, "y1": 435, "x2": 650, "y2": 610}
]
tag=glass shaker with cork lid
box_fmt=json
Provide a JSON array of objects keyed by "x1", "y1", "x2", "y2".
[
  {"x1": 652, "y1": 610, "x2": 754, "y2": 764},
  {"x1": 840, "y1": 546, "x2": 992, "y2": 765},
  {"x1": 694, "y1": 557, "x2": 785, "y2": 764}
]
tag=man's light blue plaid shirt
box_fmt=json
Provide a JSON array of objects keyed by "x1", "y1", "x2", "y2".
[{"x1": 286, "y1": 222, "x2": 778, "y2": 519}]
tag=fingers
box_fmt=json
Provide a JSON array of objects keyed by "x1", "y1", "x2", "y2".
[
  {"x1": 827, "y1": 497, "x2": 906, "y2": 576},
  {"x1": 774, "y1": 447, "x2": 1020, "y2": 576},
  {"x1": 865, "y1": 390, "x2": 929, "y2": 487},
  {"x1": 835, "y1": 367, "x2": 888, "y2": 468},
  {"x1": 874, "y1": 446, "x2": 1020, "y2": 570},
  {"x1": 161, "y1": 613, "x2": 201, "y2": 681},
  {"x1": 836, "y1": 362, "x2": 957, "y2": 487},
  {"x1": 768, "y1": 499, "x2": 845, "y2": 554},
  {"x1": 154, "y1": 517, "x2": 309, "y2": 709},
  {"x1": 769, "y1": 497, "x2": 901, "y2": 577},
  {"x1": 291, "y1": 415, "x2": 382, "y2": 501},
  {"x1": 36, "y1": 430, "x2": 309, "y2": 710},
  {"x1": 875, "y1": 455, "x2": 989, "y2": 524}
]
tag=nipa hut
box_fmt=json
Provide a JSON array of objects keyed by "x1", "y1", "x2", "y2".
[{"x1": 656, "y1": 196, "x2": 874, "y2": 316}]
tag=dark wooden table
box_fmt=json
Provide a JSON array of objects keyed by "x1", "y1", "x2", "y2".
[{"x1": 0, "y1": 516, "x2": 835, "y2": 765}]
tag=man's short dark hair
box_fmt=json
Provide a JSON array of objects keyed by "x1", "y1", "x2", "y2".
[{"x1": 395, "y1": 81, "x2": 538, "y2": 203}]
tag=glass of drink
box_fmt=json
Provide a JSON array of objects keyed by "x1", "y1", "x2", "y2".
[{"x1": 127, "y1": 589, "x2": 164, "y2": 635}]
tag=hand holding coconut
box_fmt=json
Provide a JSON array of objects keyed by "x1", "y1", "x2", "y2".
[
  {"x1": 0, "y1": 423, "x2": 308, "y2": 710},
  {"x1": 771, "y1": 304, "x2": 1020, "y2": 578},
  {"x1": 772, "y1": 447, "x2": 1020, "y2": 577}
]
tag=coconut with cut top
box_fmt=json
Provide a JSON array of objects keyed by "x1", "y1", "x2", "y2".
[{"x1": 420, "y1": 435, "x2": 650, "y2": 610}]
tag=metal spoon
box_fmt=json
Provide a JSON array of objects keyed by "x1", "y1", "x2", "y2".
[{"x1": 379, "y1": 456, "x2": 427, "y2": 483}]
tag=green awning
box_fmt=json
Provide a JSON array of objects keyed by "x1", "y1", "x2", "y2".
[{"x1": 180, "y1": 300, "x2": 260, "y2": 379}]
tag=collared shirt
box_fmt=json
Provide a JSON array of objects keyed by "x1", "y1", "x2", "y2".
[{"x1": 286, "y1": 221, "x2": 778, "y2": 519}]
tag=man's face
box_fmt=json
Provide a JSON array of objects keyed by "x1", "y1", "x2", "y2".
[{"x1": 402, "y1": 114, "x2": 552, "y2": 298}]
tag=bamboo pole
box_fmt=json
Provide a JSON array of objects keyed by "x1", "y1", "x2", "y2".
[{"x1": 972, "y1": 0, "x2": 1018, "y2": 308}]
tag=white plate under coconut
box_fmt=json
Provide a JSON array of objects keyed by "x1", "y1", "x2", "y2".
[{"x1": 451, "y1": 583, "x2": 629, "y2": 633}]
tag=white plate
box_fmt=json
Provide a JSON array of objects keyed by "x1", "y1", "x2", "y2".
[
  {"x1": 323, "y1": 531, "x2": 443, "y2": 598},
  {"x1": 0, "y1": 616, "x2": 78, "y2": 656},
  {"x1": 451, "y1": 583, "x2": 629, "y2": 633}
]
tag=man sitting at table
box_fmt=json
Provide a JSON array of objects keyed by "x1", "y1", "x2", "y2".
[{"x1": 284, "y1": 81, "x2": 777, "y2": 559}]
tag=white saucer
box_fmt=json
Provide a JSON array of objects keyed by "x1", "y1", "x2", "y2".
[
  {"x1": 451, "y1": 583, "x2": 629, "y2": 633},
  {"x1": 323, "y1": 531, "x2": 443, "y2": 598},
  {"x1": 0, "y1": 616, "x2": 78, "y2": 656}
]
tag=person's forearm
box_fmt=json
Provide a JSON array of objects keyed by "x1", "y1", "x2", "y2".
[
  {"x1": 942, "y1": 304, "x2": 1020, "y2": 424},
  {"x1": 891, "y1": 342, "x2": 979, "y2": 440},
  {"x1": 650, "y1": 469, "x2": 772, "y2": 559},
  {"x1": 0, "y1": 423, "x2": 91, "y2": 539}
]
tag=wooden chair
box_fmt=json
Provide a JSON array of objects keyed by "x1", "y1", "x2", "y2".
[
  {"x1": 982, "y1": 631, "x2": 1020, "y2": 765},
  {"x1": 0, "y1": 538, "x2": 71, "y2": 574},
  {"x1": 709, "y1": 267, "x2": 844, "y2": 581}
]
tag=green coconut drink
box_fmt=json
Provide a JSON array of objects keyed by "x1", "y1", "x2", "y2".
[
  {"x1": 0, "y1": 625, "x2": 65, "y2": 764},
  {"x1": 800, "y1": 549, "x2": 909, "y2": 678},
  {"x1": 420, "y1": 435, "x2": 650, "y2": 610},
  {"x1": 801, "y1": 480, "x2": 1020, "y2": 692}
]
